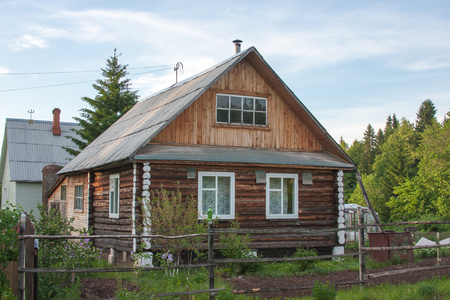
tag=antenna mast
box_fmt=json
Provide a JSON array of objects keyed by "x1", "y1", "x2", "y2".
[{"x1": 174, "y1": 62, "x2": 184, "y2": 83}]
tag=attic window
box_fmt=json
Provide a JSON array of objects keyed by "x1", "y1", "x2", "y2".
[{"x1": 216, "y1": 93, "x2": 267, "y2": 126}]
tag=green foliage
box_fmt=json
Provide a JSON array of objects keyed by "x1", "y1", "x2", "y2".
[
  {"x1": 415, "y1": 99, "x2": 437, "y2": 133},
  {"x1": 217, "y1": 289, "x2": 236, "y2": 300},
  {"x1": 312, "y1": 281, "x2": 336, "y2": 300},
  {"x1": 292, "y1": 248, "x2": 318, "y2": 271},
  {"x1": 0, "y1": 204, "x2": 22, "y2": 294},
  {"x1": 139, "y1": 186, "x2": 208, "y2": 265},
  {"x1": 31, "y1": 204, "x2": 104, "y2": 299},
  {"x1": 218, "y1": 218, "x2": 258, "y2": 275},
  {"x1": 388, "y1": 120, "x2": 450, "y2": 219},
  {"x1": 66, "y1": 49, "x2": 139, "y2": 155}
]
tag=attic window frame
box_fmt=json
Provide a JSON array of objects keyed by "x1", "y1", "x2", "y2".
[{"x1": 215, "y1": 92, "x2": 268, "y2": 127}]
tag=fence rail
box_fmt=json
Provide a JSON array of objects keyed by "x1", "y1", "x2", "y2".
[{"x1": 16, "y1": 211, "x2": 450, "y2": 299}]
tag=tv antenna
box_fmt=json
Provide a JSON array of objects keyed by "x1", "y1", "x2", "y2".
[
  {"x1": 28, "y1": 109, "x2": 35, "y2": 123},
  {"x1": 174, "y1": 62, "x2": 184, "y2": 83}
]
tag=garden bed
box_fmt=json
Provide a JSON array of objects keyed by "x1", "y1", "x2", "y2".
[{"x1": 79, "y1": 256, "x2": 450, "y2": 299}]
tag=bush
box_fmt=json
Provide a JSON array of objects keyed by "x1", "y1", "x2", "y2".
[
  {"x1": 312, "y1": 281, "x2": 336, "y2": 300},
  {"x1": 292, "y1": 248, "x2": 318, "y2": 271},
  {"x1": 219, "y1": 219, "x2": 259, "y2": 275},
  {"x1": 31, "y1": 204, "x2": 103, "y2": 299},
  {"x1": 0, "y1": 204, "x2": 22, "y2": 295},
  {"x1": 417, "y1": 281, "x2": 438, "y2": 299}
]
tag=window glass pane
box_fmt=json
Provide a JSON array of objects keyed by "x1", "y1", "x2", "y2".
[
  {"x1": 243, "y1": 111, "x2": 254, "y2": 125},
  {"x1": 217, "y1": 177, "x2": 231, "y2": 214},
  {"x1": 230, "y1": 96, "x2": 241, "y2": 109},
  {"x1": 255, "y1": 112, "x2": 266, "y2": 125},
  {"x1": 270, "y1": 177, "x2": 281, "y2": 189},
  {"x1": 283, "y1": 178, "x2": 294, "y2": 214},
  {"x1": 269, "y1": 191, "x2": 281, "y2": 214},
  {"x1": 217, "y1": 95, "x2": 229, "y2": 108},
  {"x1": 243, "y1": 98, "x2": 254, "y2": 110},
  {"x1": 230, "y1": 110, "x2": 241, "y2": 123},
  {"x1": 217, "y1": 109, "x2": 229, "y2": 123},
  {"x1": 202, "y1": 176, "x2": 215, "y2": 189},
  {"x1": 60, "y1": 186, "x2": 66, "y2": 201},
  {"x1": 255, "y1": 99, "x2": 266, "y2": 111},
  {"x1": 202, "y1": 190, "x2": 216, "y2": 215}
]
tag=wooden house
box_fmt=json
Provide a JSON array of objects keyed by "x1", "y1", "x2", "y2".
[{"x1": 46, "y1": 44, "x2": 355, "y2": 255}]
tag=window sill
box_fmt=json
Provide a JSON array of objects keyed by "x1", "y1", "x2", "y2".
[
  {"x1": 74, "y1": 209, "x2": 84, "y2": 213},
  {"x1": 109, "y1": 215, "x2": 119, "y2": 219},
  {"x1": 267, "y1": 217, "x2": 299, "y2": 221},
  {"x1": 213, "y1": 123, "x2": 271, "y2": 131}
]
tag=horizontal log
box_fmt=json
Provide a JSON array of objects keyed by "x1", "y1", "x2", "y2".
[
  {"x1": 366, "y1": 265, "x2": 450, "y2": 280},
  {"x1": 94, "y1": 217, "x2": 133, "y2": 225}
]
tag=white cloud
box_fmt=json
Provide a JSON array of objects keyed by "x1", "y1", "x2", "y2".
[
  {"x1": 0, "y1": 67, "x2": 10, "y2": 74},
  {"x1": 9, "y1": 34, "x2": 48, "y2": 51}
]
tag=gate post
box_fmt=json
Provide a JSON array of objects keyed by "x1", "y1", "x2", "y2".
[
  {"x1": 18, "y1": 213, "x2": 26, "y2": 300},
  {"x1": 207, "y1": 208, "x2": 215, "y2": 300},
  {"x1": 358, "y1": 207, "x2": 366, "y2": 284}
]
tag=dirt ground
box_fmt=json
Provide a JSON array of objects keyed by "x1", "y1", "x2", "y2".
[{"x1": 80, "y1": 256, "x2": 450, "y2": 299}]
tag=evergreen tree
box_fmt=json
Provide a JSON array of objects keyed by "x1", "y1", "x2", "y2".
[
  {"x1": 384, "y1": 115, "x2": 395, "y2": 139},
  {"x1": 392, "y1": 114, "x2": 399, "y2": 129},
  {"x1": 372, "y1": 119, "x2": 420, "y2": 220},
  {"x1": 360, "y1": 124, "x2": 376, "y2": 174},
  {"x1": 339, "y1": 136, "x2": 349, "y2": 151},
  {"x1": 415, "y1": 99, "x2": 437, "y2": 133},
  {"x1": 66, "y1": 49, "x2": 139, "y2": 156},
  {"x1": 375, "y1": 128, "x2": 384, "y2": 155}
]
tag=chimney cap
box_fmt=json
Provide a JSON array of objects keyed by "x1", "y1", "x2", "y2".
[{"x1": 232, "y1": 39, "x2": 243, "y2": 54}]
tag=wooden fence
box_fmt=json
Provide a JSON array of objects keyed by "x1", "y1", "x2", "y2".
[{"x1": 16, "y1": 214, "x2": 450, "y2": 299}]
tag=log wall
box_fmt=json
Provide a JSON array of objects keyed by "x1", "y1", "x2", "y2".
[
  {"x1": 146, "y1": 162, "x2": 339, "y2": 250},
  {"x1": 91, "y1": 165, "x2": 140, "y2": 251},
  {"x1": 152, "y1": 59, "x2": 323, "y2": 151}
]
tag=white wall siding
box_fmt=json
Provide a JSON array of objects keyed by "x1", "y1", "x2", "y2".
[
  {"x1": 1, "y1": 149, "x2": 16, "y2": 207},
  {"x1": 16, "y1": 182, "x2": 42, "y2": 219}
]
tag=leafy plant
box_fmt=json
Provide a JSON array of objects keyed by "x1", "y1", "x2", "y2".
[
  {"x1": 138, "y1": 186, "x2": 209, "y2": 266},
  {"x1": 292, "y1": 248, "x2": 318, "y2": 271},
  {"x1": 0, "y1": 204, "x2": 22, "y2": 294},
  {"x1": 218, "y1": 218, "x2": 258, "y2": 275},
  {"x1": 31, "y1": 203, "x2": 104, "y2": 299},
  {"x1": 312, "y1": 281, "x2": 336, "y2": 300}
]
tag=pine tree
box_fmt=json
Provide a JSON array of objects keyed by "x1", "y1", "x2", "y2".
[
  {"x1": 415, "y1": 99, "x2": 437, "y2": 133},
  {"x1": 66, "y1": 50, "x2": 139, "y2": 156}
]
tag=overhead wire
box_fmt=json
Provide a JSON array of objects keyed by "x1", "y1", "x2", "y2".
[{"x1": 0, "y1": 65, "x2": 174, "y2": 92}]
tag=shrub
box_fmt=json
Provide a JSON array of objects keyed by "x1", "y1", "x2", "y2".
[
  {"x1": 219, "y1": 219, "x2": 259, "y2": 275},
  {"x1": 417, "y1": 281, "x2": 438, "y2": 299},
  {"x1": 0, "y1": 204, "x2": 22, "y2": 295},
  {"x1": 312, "y1": 281, "x2": 336, "y2": 300},
  {"x1": 31, "y1": 203, "x2": 103, "y2": 299},
  {"x1": 292, "y1": 248, "x2": 318, "y2": 271}
]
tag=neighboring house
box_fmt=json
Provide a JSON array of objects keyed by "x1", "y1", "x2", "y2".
[
  {"x1": 47, "y1": 44, "x2": 356, "y2": 255},
  {"x1": 0, "y1": 108, "x2": 80, "y2": 218}
]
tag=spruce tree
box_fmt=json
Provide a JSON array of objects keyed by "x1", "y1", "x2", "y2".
[
  {"x1": 415, "y1": 99, "x2": 437, "y2": 133},
  {"x1": 66, "y1": 49, "x2": 139, "y2": 156}
]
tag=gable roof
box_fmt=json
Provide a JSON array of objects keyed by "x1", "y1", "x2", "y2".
[
  {"x1": 59, "y1": 47, "x2": 354, "y2": 174},
  {"x1": 0, "y1": 118, "x2": 81, "y2": 182}
]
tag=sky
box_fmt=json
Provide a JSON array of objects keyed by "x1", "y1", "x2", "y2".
[{"x1": 1, "y1": 0, "x2": 449, "y2": 147}]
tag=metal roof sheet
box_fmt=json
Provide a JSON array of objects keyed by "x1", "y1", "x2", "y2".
[
  {"x1": 59, "y1": 49, "x2": 247, "y2": 174},
  {"x1": 3, "y1": 119, "x2": 81, "y2": 182},
  {"x1": 134, "y1": 144, "x2": 355, "y2": 169}
]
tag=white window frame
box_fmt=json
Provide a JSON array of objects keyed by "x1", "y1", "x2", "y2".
[
  {"x1": 109, "y1": 174, "x2": 120, "y2": 218},
  {"x1": 265, "y1": 173, "x2": 298, "y2": 219},
  {"x1": 198, "y1": 172, "x2": 235, "y2": 220},
  {"x1": 216, "y1": 93, "x2": 267, "y2": 126},
  {"x1": 74, "y1": 185, "x2": 83, "y2": 211}
]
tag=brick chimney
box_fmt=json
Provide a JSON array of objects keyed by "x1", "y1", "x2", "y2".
[{"x1": 52, "y1": 108, "x2": 61, "y2": 136}]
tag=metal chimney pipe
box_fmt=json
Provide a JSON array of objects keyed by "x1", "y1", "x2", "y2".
[{"x1": 233, "y1": 39, "x2": 243, "y2": 54}]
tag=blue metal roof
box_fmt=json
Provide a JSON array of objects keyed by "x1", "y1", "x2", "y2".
[{"x1": 1, "y1": 119, "x2": 81, "y2": 182}]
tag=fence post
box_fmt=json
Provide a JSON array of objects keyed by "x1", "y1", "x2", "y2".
[
  {"x1": 437, "y1": 232, "x2": 441, "y2": 266},
  {"x1": 358, "y1": 207, "x2": 366, "y2": 284},
  {"x1": 208, "y1": 222, "x2": 215, "y2": 300},
  {"x1": 18, "y1": 213, "x2": 26, "y2": 300}
]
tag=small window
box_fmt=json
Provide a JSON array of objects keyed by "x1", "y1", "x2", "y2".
[
  {"x1": 60, "y1": 185, "x2": 67, "y2": 201},
  {"x1": 216, "y1": 93, "x2": 267, "y2": 126},
  {"x1": 198, "y1": 172, "x2": 235, "y2": 219},
  {"x1": 74, "y1": 185, "x2": 83, "y2": 210},
  {"x1": 109, "y1": 174, "x2": 120, "y2": 218},
  {"x1": 266, "y1": 174, "x2": 298, "y2": 219}
]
